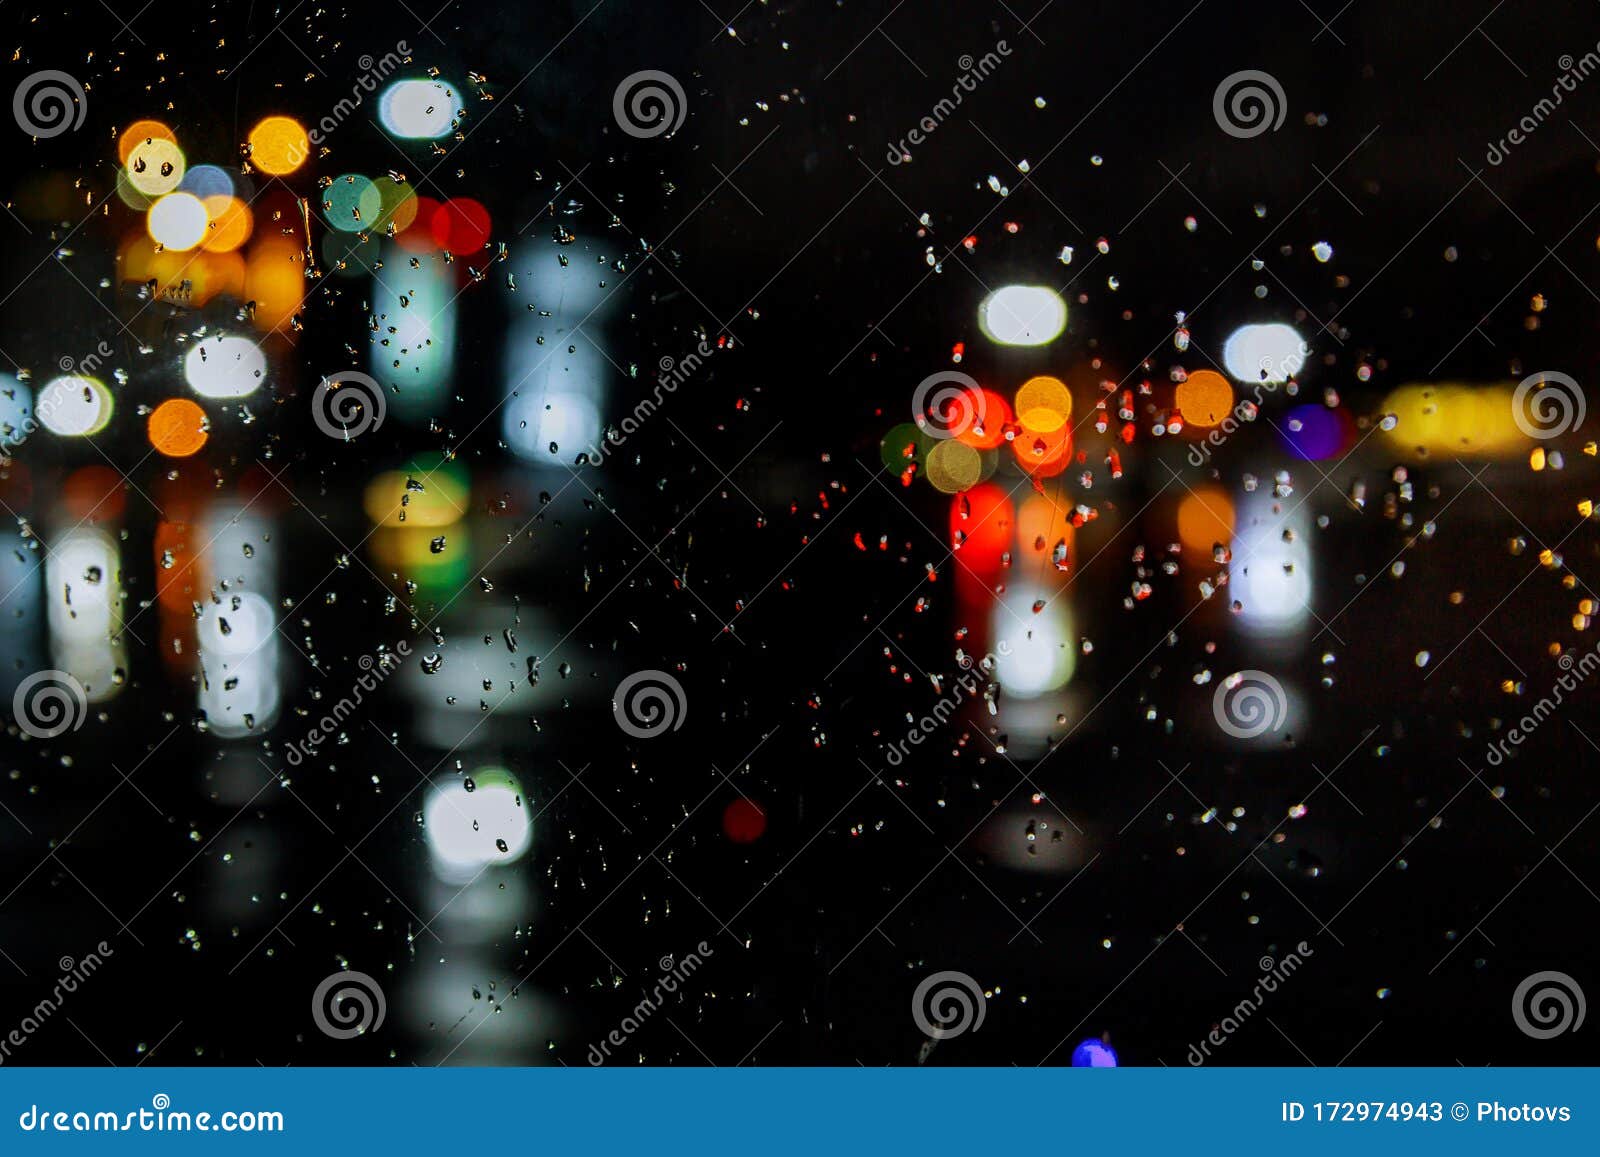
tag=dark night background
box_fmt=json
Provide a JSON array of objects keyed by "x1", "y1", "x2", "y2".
[{"x1": 0, "y1": 0, "x2": 1597, "y2": 1067}]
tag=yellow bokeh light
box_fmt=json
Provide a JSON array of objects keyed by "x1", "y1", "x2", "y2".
[
  {"x1": 126, "y1": 137, "x2": 187, "y2": 196},
  {"x1": 362, "y1": 467, "x2": 469, "y2": 528},
  {"x1": 248, "y1": 116, "x2": 310, "y2": 176},
  {"x1": 1015, "y1": 375, "x2": 1073, "y2": 434},
  {"x1": 926, "y1": 439, "x2": 982, "y2": 493},
  {"x1": 1379, "y1": 383, "x2": 1527, "y2": 458},
  {"x1": 147, "y1": 192, "x2": 209, "y2": 251}
]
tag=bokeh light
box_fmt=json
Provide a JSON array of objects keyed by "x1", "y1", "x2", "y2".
[
  {"x1": 1222, "y1": 322, "x2": 1305, "y2": 384},
  {"x1": 1176, "y1": 487, "x2": 1235, "y2": 554},
  {"x1": 201, "y1": 195, "x2": 253, "y2": 252},
  {"x1": 184, "y1": 335, "x2": 266, "y2": 399},
  {"x1": 423, "y1": 770, "x2": 533, "y2": 882},
  {"x1": 378, "y1": 79, "x2": 465, "y2": 139},
  {"x1": 430, "y1": 198, "x2": 491, "y2": 253},
  {"x1": 36, "y1": 375, "x2": 113, "y2": 437},
  {"x1": 147, "y1": 192, "x2": 209, "y2": 250},
  {"x1": 247, "y1": 115, "x2": 309, "y2": 175},
  {"x1": 1174, "y1": 369, "x2": 1234, "y2": 427},
  {"x1": 323, "y1": 173, "x2": 382, "y2": 233},
  {"x1": 979, "y1": 285, "x2": 1067, "y2": 346},
  {"x1": 147, "y1": 397, "x2": 209, "y2": 457},
  {"x1": 117, "y1": 119, "x2": 176, "y2": 165},
  {"x1": 125, "y1": 136, "x2": 187, "y2": 196}
]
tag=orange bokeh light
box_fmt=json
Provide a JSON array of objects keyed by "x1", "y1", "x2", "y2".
[
  {"x1": 118, "y1": 119, "x2": 176, "y2": 165},
  {"x1": 202, "y1": 195, "x2": 254, "y2": 252},
  {"x1": 1177, "y1": 487, "x2": 1236, "y2": 554},
  {"x1": 147, "y1": 398, "x2": 209, "y2": 457},
  {"x1": 954, "y1": 388, "x2": 1014, "y2": 450},
  {"x1": 1174, "y1": 369, "x2": 1234, "y2": 428}
]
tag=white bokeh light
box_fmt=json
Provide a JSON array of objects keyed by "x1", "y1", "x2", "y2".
[
  {"x1": 992, "y1": 586, "x2": 1076, "y2": 697},
  {"x1": 185, "y1": 336, "x2": 267, "y2": 399},
  {"x1": 378, "y1": 79, "x2": 464, "y2": 139},
  {"x1": 424, "y1": 771, "x2": 533, "y2": 882},
  {"x1": 979, "y1": 285, "x2": 1067, "y2": 346},
  {"x1": 36, "y1": 376, "x2": 112, "y2": 437},
  {"x1": 1222, "y1": 323, "x2": 1306, "y2": 384}
]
